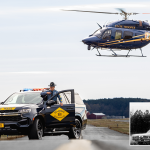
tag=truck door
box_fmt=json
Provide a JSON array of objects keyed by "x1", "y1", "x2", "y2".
[{"x1": 44, "y1": 89, "x2": 75, "y2": 128}]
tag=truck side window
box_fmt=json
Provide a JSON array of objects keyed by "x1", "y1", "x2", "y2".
[
  {"x1": 60, "y1": 92, "x2": 71, "y2": 104},
  {"x1": 75, "y1": 93, "x2": 84, "y2": 105},
  {"x1": 102, "y1": 30, "x2": 111, "y2": 40},
  {"x1": 115, "y1": 30, "x2": 122, "y2": 40},
  {"x1": 123, "y1": 31, "x2": 133, "y2": 40}
]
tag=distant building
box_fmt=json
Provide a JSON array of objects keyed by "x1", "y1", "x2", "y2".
[
  {"x1": 88, "y1": 113, "x2": 105, "y2": 119},
  {"x1": 106, "y1": 116, "x2": 125, "y2": 119},
  {"x1": 87, "y1": 113, "x2": 125, "y2": 119},
  {"x1": 86, "y1": 111, "x2": 91, "y2": 118}
]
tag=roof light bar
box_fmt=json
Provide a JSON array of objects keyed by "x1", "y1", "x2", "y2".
[
  {"x1": 22, "y1": 88, "x2": 49, "y2": 92},
  {"x1": 23, "y1": 88, "x2": 33, "y2": 91}
]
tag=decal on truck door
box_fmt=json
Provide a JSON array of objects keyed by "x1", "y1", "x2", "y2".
[
  {"x1": 0, "y1": 107, "x2": 16, "y2": 110},
  {"x1": 50, "y1": 107, "x2": 69, "y2": 121}
]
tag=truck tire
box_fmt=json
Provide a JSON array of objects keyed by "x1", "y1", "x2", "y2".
[
  {"x1": 28, "y1": 118, "x2": 43, "y2": 140},
  {"x1": 68, "y1": 118, "x2": 82, "y2": 139}
]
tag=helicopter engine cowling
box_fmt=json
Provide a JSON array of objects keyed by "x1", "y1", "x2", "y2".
[{"x1": 107, "y1": 20, "x2": 150, "y2": 31}]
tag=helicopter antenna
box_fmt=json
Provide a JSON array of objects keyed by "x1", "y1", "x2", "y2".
[
  {"x1": 97, "y1": 23, "x2": 102, "y2": 29},
  {"x1": 107, "y1": 20, "x2": 110, "y2": 25},
  {"x1": 104, "y1": 20, "x2": 108, "y2": 26}
]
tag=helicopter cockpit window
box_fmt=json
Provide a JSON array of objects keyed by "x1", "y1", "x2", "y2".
[
  {"x1": 123, "y1": 31, "x2": 133, "y2": 40},
  {"x1": 115, "y1": 30, "x2": 122, "y2": 40},
  {"x1": 102, "y1": 30, "x2": 111, "y2": 40},
  {"x1": 93, "y1": 29, "x2": 105, "y2": 38}
]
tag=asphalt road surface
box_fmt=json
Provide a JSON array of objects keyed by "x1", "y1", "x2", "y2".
[{"x1": 0, "y1": 125, "x2": 149, "y2": 150}]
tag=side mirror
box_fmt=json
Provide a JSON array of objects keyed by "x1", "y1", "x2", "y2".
[
  {"x1": 0, "y1": 102, "x2": 4, "y2": 105},
  {"x1": 41, "y1": 95, "x2": 47, "y2": 101},
  {"x1": 46, "y1": 100, "x2": 55, "y2": 106}
]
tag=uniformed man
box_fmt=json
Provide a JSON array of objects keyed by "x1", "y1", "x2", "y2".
[{"x1": 41, "y1": 82, "x2": 63, "y2": 106}]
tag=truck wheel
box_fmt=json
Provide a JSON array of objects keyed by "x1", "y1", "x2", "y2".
[
  {"x1": 68, "y1": 118, "x2": 82, "y2": 139},
  {"x1": 28, "y1": 118, "x2": 43, "y2": 140}
]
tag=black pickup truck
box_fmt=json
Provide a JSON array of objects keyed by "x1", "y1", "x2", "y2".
[{"x1": 0, "y1": 89, "x2": 87, "y2": 140}]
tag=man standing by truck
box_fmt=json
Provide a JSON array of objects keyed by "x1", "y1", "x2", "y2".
[{"x1": 41, "y1": 82, "x2": 63, "y2": 106}]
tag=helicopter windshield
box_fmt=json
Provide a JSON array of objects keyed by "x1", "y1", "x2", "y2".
[{"x1": 93, "y1": 29, "x2": 105, "y2": 38}]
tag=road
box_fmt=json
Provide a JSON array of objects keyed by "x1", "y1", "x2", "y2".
[{"x1": 0, "y1": 125, "x2": 149, "y2": 150}]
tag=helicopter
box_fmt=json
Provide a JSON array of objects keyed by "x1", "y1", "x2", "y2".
[{"x1": 62, "y1": 9, "x2": 150, "y2": 57}]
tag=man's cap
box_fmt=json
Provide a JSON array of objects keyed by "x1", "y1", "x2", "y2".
[{"x1": 48, "y1": 82, "x2": 56, "y2": 87}]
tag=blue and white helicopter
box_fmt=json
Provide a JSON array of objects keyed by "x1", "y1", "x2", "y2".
[{"x1": 63, "y1": 9, "x2": 150, "y2": 57}]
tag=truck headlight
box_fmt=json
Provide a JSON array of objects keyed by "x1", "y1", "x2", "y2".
[{"x1": 19, "y1": 109, "x2": 31, "y2": 114}]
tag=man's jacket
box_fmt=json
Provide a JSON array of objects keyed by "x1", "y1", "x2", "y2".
[{"x1": 40, "y1": 90, "x2": 62, "y2": 103}]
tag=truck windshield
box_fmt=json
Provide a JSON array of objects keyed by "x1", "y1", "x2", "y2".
[
  {"x1": 93, "y1": 29, "x2": 105, "y2": 38},
  {"x1": 4, "y1": 93, "x2": 43, "y2": 104},
  {"x1": 147, "y1": 130, "x2": 150, "y2": 133}
]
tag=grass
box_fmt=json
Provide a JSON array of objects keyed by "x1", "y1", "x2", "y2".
[
  {"x1": 0, "y1": 135, "x2": 25, "y2": 140},
  {"x1": 87, "y1": 119, "x2": 129, "y2": 135}
]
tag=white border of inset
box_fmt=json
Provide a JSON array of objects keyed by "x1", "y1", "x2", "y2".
[{"x1": 129, "y1": 102, "x2": 150, "y2": 146}]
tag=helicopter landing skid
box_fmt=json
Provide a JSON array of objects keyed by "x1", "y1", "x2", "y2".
[
  {"x1": 96, "y1": 55, "x2": 146, "y2": 57},
  {"x1": 96, "y1": 48, "x2": 146, "y2": 57}
]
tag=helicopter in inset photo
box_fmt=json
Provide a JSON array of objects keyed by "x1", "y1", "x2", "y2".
[{"x1": 62, "y1": 9, "x2": 150, "y2": 57}]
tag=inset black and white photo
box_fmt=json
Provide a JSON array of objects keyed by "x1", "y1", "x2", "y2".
[{"x1": 130, "y1": 102, "x2": 150, "y2": 145}]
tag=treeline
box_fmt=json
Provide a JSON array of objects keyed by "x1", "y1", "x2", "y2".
[
  {"x1": 130, "y1": 110, "x2": 150, "y2": 134},
  {"x1": 83, "y1": 98, "x2": 150, "y2": 118}
]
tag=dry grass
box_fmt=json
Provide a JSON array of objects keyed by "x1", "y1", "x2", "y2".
[
  {"x1": 87, "y1": 119, "x2": 129, "y2": 135},
  {"x1": 0, "y1": 135, "x2": 25, "y2": 140}
]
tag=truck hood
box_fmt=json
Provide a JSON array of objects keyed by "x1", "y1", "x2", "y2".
[
  {"x1": 132, "y1": 133, "x2": 150, "y2": 137},
  {"x1": 0, "y1": 104, "x2": 37, "y2": 110}
]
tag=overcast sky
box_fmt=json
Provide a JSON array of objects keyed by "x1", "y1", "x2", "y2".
[
  {"x1": 0, "y1": 0, "x2": 150, "y2": 101},
  {"x1": 130, "y1": 103, "x2": 150, "y2": 114}
]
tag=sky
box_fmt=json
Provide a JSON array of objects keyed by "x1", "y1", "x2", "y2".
[
  {"x1": 130, "y1": 103, "x2": 150, "y2": 114},
  {"x1": 0, "y1": 0, "x2": 150, "y2": 101}
]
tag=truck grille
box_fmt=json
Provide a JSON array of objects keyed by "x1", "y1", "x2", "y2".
[
  {"x1": 0, "y1": 110, "x2": 18, "y2": 113},
  {"x1": 0, "y1": 116, "x2": 22, "y2": 121}
]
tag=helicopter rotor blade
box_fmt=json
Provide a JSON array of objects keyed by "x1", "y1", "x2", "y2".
[
  {"x1": 61, "y1": 9, "x2": 146, "y2": 20},
  {"x1": 116, "y1": 8, "x2": 127, "y2": 14},
  {"x1": 116, "y1": 8, "x2": 139, "y2": 15},
  {"x1": 61, "y1": 9, "x2": 119, "y2": 14}
]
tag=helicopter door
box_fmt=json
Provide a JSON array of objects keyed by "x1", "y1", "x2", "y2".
[
  {"x1": 122, "y1": 31, "x2": 133, "y2": 48},
  {"x1": 123, "y1": 31, "x2": 133, "y2": 40},
  {"x1": 134, "y1": 32, "x2": 144, "y2": 48},
  {"x1": 115, "y1": 30, "x2": 122, "y2": 41},
  {"x1": 102, "y1": 30, "x2": 112, "y2": 43},
  {"x1": 114, "y1": 30, "x2": 122, "y2": 48}
]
